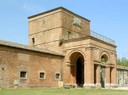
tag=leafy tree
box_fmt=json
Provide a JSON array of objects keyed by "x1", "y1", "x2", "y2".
[{"x1": 117, "y1": 57, "x2": 128, "y2": 67}]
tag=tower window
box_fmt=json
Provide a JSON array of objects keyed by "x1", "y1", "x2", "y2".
[
  {"x1": 2, "y1": 68, "x2": 5, "y2": 71},
  {"x1": 67, "y1": 31, "x2": 71, "y2": 39},
  {"x1": 32, "y1": 38, "x2": 35, "y2": 45}
]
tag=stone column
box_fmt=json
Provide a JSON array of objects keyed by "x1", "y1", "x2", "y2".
[
  {"x1": 84, "y1": 48, "x2": 94, "y2": 87},
  {"x1": 111, "y1": 67, "x2": 117, "y2": 87},
  {"x1": 96, "y1": 65, "x2": 101, "y2": 87},
  {"x1": 111, "y1": 54, "x2": 117, "y2": 87},
  {"x1": 105, "y1": 66, "x2": 110, "y2": 88}
]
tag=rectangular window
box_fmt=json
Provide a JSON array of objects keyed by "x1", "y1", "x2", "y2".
[
  {"x1": 55, "y1": 73, "x2": 61, "y2": 80},
  {"x1": 20, "y1": 71, "x2": 27, "y2": 79},
  {"x1": 67, "y1": 31, "x2": 71, "y2": 39},
  {"x1": 39, "y1": 72, "x2": 46, "y2": 79}
]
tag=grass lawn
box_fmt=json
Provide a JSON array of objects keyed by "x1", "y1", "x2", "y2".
[{"x1": 0, "y1": 88, "x2": 128, "y2": 95}]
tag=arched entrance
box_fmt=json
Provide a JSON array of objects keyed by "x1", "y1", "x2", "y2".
[
  {"x1": 69, "y1": 52, "x2": 85, "y2": 87},
  {"x1": 76, "y1": 57, "x2": 84, "y2": 86}
]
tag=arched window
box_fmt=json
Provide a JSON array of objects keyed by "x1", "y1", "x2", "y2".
[{"x1": 101, "y1": 54, "x2": 108, "y2": 63}]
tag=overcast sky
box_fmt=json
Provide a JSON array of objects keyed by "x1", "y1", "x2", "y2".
[{"x1": 0, "y1": 0, "x2": 128, "y2": 58}]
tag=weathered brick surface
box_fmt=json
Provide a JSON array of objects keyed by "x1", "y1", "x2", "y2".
[{"x1": 0, "y1": 45, "x2": 62, "y2": 88}]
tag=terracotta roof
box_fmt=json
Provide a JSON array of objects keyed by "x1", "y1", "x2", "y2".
[
  {"x1": 0, "y1": 40, "x2": 64, "y2": 56},
  {"x1": 28, "y1": 7, "x2": 90, "y2": 22}
]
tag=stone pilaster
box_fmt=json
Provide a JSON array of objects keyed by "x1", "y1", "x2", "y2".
[
  {"x1": 111, "y1": 67, "x2": 117, "y2": 87},
  {"x1": 84, "y1": 48, "x2": 94, "y2": 87},
  {"x1": 96, "y1": 65, "x2": 101, "y2": 87},
  {"x1": 105, "y1": 66, "x2": 110, "y2": 88}
]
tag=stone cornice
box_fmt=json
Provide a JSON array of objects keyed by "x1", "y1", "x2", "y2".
[{"x1": 28, "y1": 7, "x2": 90, "y2": 22}]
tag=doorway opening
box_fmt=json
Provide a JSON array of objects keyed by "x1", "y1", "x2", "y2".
[
  {"x1": 94, "y1": 64, "x2": 97, "y2": 84},
  {"x1": 69, "y1": 52, "x2": 85, "y2": 87},
  {"x1": 76, "y1": 57, "x2": 84, "y2": 87}
]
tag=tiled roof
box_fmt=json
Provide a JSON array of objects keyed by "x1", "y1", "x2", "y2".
[{"x1": 0, "y1": 40, "x2": 64, "y2": 56}]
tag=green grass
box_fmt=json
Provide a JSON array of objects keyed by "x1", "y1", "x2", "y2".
[{"x1": 0, "y1": 88, "x2": 128, "y2": 95}]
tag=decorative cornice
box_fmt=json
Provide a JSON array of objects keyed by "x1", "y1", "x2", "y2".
[{"x1": 28, "y1": 7, "x2": 90, "y2": 22}]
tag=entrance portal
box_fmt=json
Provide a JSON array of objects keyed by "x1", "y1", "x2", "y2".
[
  {"x1": 76, "y1": 57, "x2": 84, "y2": 87},
  {"x1": 69, "y1": 52, "x2": 85, "y2": 87}
]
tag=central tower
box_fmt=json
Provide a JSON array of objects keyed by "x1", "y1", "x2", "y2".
[{"x1": 28, "y1": 7, "x2": 90, "y2": 54}]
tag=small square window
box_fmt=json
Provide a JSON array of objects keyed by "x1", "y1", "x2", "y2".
[
  {"x1": 39, "y1": 72, "x2": 45, "y2": 79},
  {"x1": 55, "y1": 73, "x2": 61, "y2": 80},
  {"x1": 40, "y1": 72, "x2": 45, "y2": 79},
  {"x1": 20, "y1": 71, "x2": 27, "y2": 79}
]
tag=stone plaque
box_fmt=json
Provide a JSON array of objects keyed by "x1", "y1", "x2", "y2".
[{"x1": 73, "y1": 17, "x2": 81, "y2": 27}]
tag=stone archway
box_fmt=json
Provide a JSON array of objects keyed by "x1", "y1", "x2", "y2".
[{"x1": 69, "y1": 52, "x2": 85, "y2": 87}]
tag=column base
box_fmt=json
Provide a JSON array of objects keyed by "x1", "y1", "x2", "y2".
[
  {"x1": 110, "y1": 84, "x2": 118, "y2": 88},
  {"x1": 105, "y1": 83, "x2": 111, "y2": 88},
  {"x1": 105, "y1": 83, "x2": 118, "y2": 88},
  {"x1": 83, "y1": 83, "x2": 118, "y2": 88},
  {"x1": 83, "y1": 83, "x2": 95, "y2": 88},
  {"x1": 95, "y1": 83, "x2": 101, "y2": 87}
]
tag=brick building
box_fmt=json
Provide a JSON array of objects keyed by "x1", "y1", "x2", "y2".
[
  {"x1": 117, "y1": 65, "x2": 128, "y2": 86},
  {"x1": 0, "y1": 7, "x2": 119, "y2": 88}
]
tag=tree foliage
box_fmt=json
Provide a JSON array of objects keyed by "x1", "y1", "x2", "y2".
[{"x1": 117, "y1": 57, "x2": 128, "y2": 67}]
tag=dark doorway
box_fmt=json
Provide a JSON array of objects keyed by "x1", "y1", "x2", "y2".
[
  {"x1": 100, "y1": 66, "x2": 105, "y2": 87},
  {"x1": 110, "y1": 67, "x2": 113, "y2": 84},
  {"x1": 76, "y1": 57, "x2": 84, "y2": 87},
  {"x1": 94, "y1": 64, "x2": 97, "y2": 84}
]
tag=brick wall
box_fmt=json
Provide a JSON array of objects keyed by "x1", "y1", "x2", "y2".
[{"x1": 0, "y1": 45, "x2": 62, "y2": 88}]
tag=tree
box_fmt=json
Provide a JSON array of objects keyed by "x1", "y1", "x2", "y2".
[{"x1": 117, "y1": 57, "x2": 128, "y2": 67}]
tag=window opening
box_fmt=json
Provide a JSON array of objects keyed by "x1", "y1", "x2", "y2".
[
  {"x1": 101, "y1": 54, "x2": 108, "y2": 63},
  {"x1": 55, "y1": 73, "x2": 61, "y2": 80},
  {"x1": 68, "y1": 31, "x2": 71, "y2": 39},
  {"x1": 39, "y1": 72, "x2": 45, "y2": 79},
  {"x1": 2, "y1": 68, "x2": 4, "y2": 71},
  {"x1": 32, "y1": 38, "x2": 35, "y2": 45},
  {"x1": 20, "y1": 71, "x2": 27, "y2": 79}
]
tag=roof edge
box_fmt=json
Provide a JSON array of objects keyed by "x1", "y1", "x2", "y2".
[
  {"x1": 28, "y1": 7, "x2": 90, "y2": 22},
  {"x1": 63, "y1": 36, "x2": 116, "y2": 48},
  {"x1": 0, "y1": 40, "x2": 64, "y2": 57}
]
